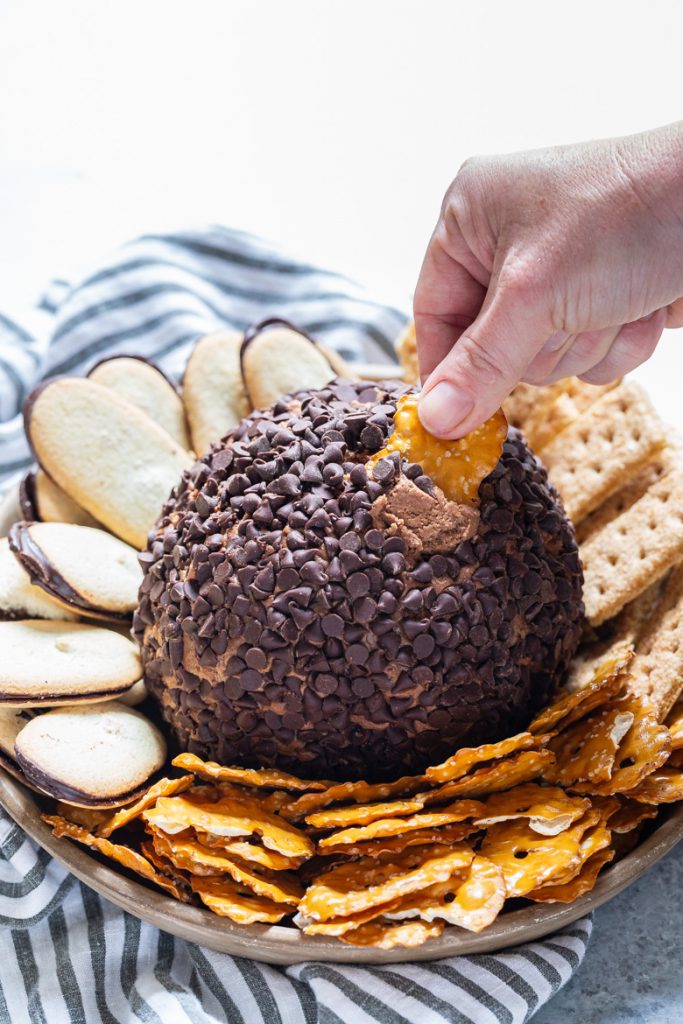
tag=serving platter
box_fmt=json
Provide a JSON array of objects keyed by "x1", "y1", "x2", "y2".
[{"x1": 2, "y1": 768, "x2": 681, "y2": 965}]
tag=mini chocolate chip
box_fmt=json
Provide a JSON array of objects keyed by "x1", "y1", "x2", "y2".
[
  {"x1": 224, "y1": 678, "x2": 245, "y2": 700},
  {"x1": 321, "y1": 613, "x2": 344, "y2": 637},
  {"x1": 382, "y1": 551, "x2": 405, "y2": 576},
  {"x1": 204, "y1": 583, "x2": 224, "y2": 607},
  {"x1": 347, "y1": 572, "x2": 370, "y2": 598},
  {"x1": 323, "y1": 463, "x2": 344, "y2": 486},
  {"x1": 314, "y1": 674, "x2": 339, "y2": 695},
  {"x1": 240, "y1": 669, "x2": 262, "y2": 691},
  {"x1": 360, "y1": 423, "x2": 384, "y2": 450},
  {"x1": 411, "y1": 562, "x2": 433, "y2": 584},
  {"x1": 346, "y1": 644, "x2": 369, "y2": 665},
  {"x1": 365, "y1": 529, "x2": 384, "y2": 552},
  {"x1": 245, "y1": 648, "x2": 268, "y2": 671},
  {"x1": 349, "y1": 464, "x2": 368, "y2": 487},
  {"x1": 414, "y1": 633, "x2": 436, "y2": 659},
  {"x1": 372, "y1": 458, "x2": 396, "y2": 484}
]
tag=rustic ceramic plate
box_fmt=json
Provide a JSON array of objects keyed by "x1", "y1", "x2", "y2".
[{"x1": 1, "y1": 769, "x2": 681, "y2": 965}]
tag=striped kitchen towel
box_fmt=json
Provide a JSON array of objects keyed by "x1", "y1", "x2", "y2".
[{"x1": 0, "y1": 226, "x2": 591, "y2": 1024}]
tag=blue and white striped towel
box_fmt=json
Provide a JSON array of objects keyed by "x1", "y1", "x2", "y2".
[{"x1": 0, "y1": 226, "x2": 591, "y2": 1024}]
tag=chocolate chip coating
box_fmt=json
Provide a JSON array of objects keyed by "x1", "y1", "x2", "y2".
[{"x1": 136, "y1": 379, "x2": 584, "y2": 781}]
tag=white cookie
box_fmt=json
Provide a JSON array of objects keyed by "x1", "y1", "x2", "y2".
[
  {"x1": 0, "y1": 537, "x2": 78, "y2": 621},
  {"x1": 9, "y1": 521, "x2": 141, "y2": 621},
  {"x1": 182, "y1": 330, "x2": 249, "y2": 455},
  {"x1": 20, "y1": 468, "x2": 101, "y2": 528},
  {"x1": 116, "y1": 679, "x2": 148, "y2": 707},
  {"x1": 25, "y1": 377, "x2": 194, "y2": 548},
  {"x1": 0, "y1": 707, "x2": 41, "y2": 791},
  {"x1": 241, "y1": 322, "x2": 336, "y2": 409},
  {"x1": 88, "y1": 356, "x2": 192, "y2": 450},
  {"x1": 0, "y1": 479, "x2": 22, "y2": 538},
  {"x1": 0, "y1": 621, "x2": 142, "y2": 706},
  {"x1": 14, "y1": 701, "x2": 166, "y2": 806}
]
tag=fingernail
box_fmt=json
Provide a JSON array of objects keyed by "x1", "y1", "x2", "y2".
[{"x1": 419, "y1": 381, "x2": 474, "y2": 436}]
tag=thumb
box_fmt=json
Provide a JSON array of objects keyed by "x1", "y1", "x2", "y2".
[{"x1": 417, "y1": 277, "x2": 550, "y2": 439}]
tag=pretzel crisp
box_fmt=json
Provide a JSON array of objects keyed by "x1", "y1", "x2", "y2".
[
  {"x1": 172, "y1": 752, "x2": 329, "y2": 792},
  {"x1": 383, "y1": 855, "x2": 506, "y2": 932},
  {"x1": 424, "y1": 732, "x2": 541, "y2": 785},
  {"x1": 42, "y1": 815, "x2": 187, "y2": 901},
  {"x1": 299, "y1": 844, "x2": 474, "y2": 922},
  {"x1": 143, "y1": 795, "x2": 314, "y2": 859}
]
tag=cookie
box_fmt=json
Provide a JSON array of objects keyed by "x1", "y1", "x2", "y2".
[
  {"x1": 19, "y1": 468, "x2": 101, "y2": 528},
  {"x1": 240, "y1": 319, "x2": 337, "y2": 409},
  {"x1": 0, "y1": 537, "x2": 78, "y2": 622},
  {"x1": 182, "y1": 329, "x2": 249, "y2": 455},
  {"x1": 14, "y1": 702, "x2": 166, "y2": 807},
  {"x1": 9, "y1": 521, "x2": 141, "y2": 621},
  {"x1": 0, "y1": 708, "x2": 40, "y2": 790},
  {"x1": 24, "y1": 377, "x2": 193, "y2": 548},
  {"x1": 0, "y1": 621, "x2": 142, "y2": 706},
  {"x1": 88, "y1": 355, "x2": 191, "y2": 450},
  {"x1": 0, "y1": 480, "x2": 21, "y2": 537},
  {"x1": 117, "y1": 679, "x2": 148, "y2": 707}
]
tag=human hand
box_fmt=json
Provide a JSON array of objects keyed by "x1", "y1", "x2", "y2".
[{"x1": 415, "y1": 123, "x2": 683, "y2": 438}]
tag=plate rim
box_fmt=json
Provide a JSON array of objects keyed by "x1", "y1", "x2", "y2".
[{"x1": 1, "y1": 769, "x2": 682, "y2": 965}]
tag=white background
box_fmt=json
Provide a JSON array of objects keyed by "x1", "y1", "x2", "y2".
[{"x1": 0, "y1": 0, "x2": 682, "y2": 413}]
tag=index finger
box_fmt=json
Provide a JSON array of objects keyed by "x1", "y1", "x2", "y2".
[{"x1": 413, "y1": 228, "x2": 487, "y2": 382}]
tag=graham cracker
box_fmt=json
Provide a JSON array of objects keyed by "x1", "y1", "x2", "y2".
[
  {"x1": 581, "y1": 469, "x2": 683, "y2": 626},
  {"x1": 503, "y1": 379, "x2": 615, "y2": 450},
  {"x1": 396, "y1": 320, "x2": 418, "y2": 384},
  {"x1": 626, "y1": 565, "x2": 683, "y2": 719},
  {"x1": 577, "y1": 446, "x2": 680, "y2": 545},
  {"x1": 541, "y1": 381, "x2": 666, "y2": 524},
  {"x1": 564, "y1": 580, "x2": 664, "y2": 693}
]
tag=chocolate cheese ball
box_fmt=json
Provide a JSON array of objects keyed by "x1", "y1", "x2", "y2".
[{"x1": 135, "y1": 379, "x2": 584, "y2": 781}]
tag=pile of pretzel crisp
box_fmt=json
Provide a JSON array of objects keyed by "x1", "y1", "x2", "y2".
[
  {"x1": 29, "y1": 320, "x2": 683, "y2": 950},
  {"x1": 43, "y1": 659, "x2": 683, "y2": 949}
]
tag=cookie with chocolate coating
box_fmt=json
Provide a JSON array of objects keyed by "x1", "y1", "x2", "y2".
[
  {"x1": 182, "y1": 330, "x2": 249, "y2": 455},
  {"x1": 0, "y1": 620, "x2": 142, "y2": 706},
  {"x1": 88, "y1": 355, "x2": 191, "y2": 450},
  {"x1": 14, "y1": 701, "x2": 166, "y2": 807},
  {"x1": 20, "y1": 468, "x2": 101, "y2": 528},
  {"x1": 0, "y1": 537, "x2": 78, "y2": 622},
  {"x1": 0, "y1": 707, "x2": 40, "y2": 789},
  {"x1": 24, "y1": 377, "x2": 193, "y2": 548},
  {"x1": 9, "y1": 521, "x2": 141, "y2": 621}
]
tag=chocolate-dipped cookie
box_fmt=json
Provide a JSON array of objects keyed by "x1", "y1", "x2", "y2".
[
  {"x1": 9, "y1": 521, "x2": 142, "y2": 621},
  {"x1": 0, "y1": 707, "x2": 40, "y2": 790},
  {"x1": 88, "y1": 355, "x2": 191, "y2": 450},
  {"x1": 14, "y1": 702, "x2": 166, "y2": 807},
  {"x1": 20, "y1": 468, "x2": 101, "y2": 528},
  {"x1": 24, "y1": 377, "x2": 194, "y2": 548},
  {"x1": 0, "y1": 620, "x2": 142, "y2": 706},
  {"x1": 136, "y1": 379, "x2": 584, "y2": 781},
  {"x1": 0, "y1": 537, "x2": 78, "y2": 622}
]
